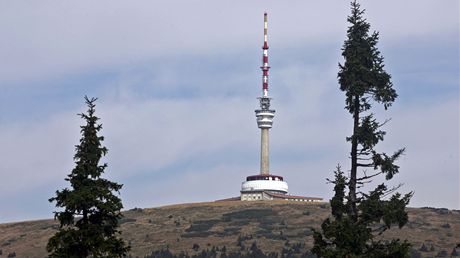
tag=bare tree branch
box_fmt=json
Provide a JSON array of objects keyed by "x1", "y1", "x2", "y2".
[
  {"x1": 357, "y1": 171, "x2": 383, "y2": 181},
  {"x1": 357, "y1": 163, "x2": 374, "y2": 167},
  {"x1": 382, "y1": 183, "x2": 404, "y2": 198}
]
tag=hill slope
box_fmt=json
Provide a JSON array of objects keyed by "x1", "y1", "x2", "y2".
[{"x1": 1, "y1": 201, "x2": 459, "y2": 257}]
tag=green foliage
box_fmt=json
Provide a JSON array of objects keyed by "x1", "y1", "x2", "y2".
[
  {"x1": 329, "y1": 167, "x2": 347, "y2": 220},
  {"x1": 47, "y1": 96, "x2": 129, "y2": 257},
  {"x1": 312, "y1": 1, "x2": 412, "y2": 257},
  {"x1": 312, "y1": 168, "x2": 412, "y2": 258}
]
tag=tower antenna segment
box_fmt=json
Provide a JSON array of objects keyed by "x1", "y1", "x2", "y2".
[{"x1": 262, "y1": 12, "x2": 269, "y2": 97}]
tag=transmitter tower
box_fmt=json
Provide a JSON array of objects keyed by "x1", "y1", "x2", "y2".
[
  {"x1": 238, "y1": 13, "x2": 322, "y2": 203},
  {"x1": 240, "y1": 13, "x2": 288, "y2": 200}
]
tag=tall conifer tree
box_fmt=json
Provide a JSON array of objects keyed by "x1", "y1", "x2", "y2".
[
  {"x1": 47, "y1": 96, "x2": 129, "y2": 258},
  {"x1": 312, "y1": 1, "x2": 413, "y2": 257}
]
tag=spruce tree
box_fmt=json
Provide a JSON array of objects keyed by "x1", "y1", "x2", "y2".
[
  {"x1": 312, "y1": 1, "x2": 413, "y2": 257},
  {"x1": 47, "y1": 96, "x2": 130, "y2": 257}
]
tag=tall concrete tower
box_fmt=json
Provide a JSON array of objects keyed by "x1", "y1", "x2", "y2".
[
  {"x1": 240, "y1": 13, "x2": 288, "y2": 201},
  {"x1": 256, "y1": 12, "x2": 275, "y2": 175},
  {"x1": 237, "y1": 13, "x2": 323, "y2": 203}
]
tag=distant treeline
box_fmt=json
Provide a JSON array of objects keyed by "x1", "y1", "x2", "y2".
[
  {"x1": 140, "y1": 242, "x2": 318, "y2": 258},
  {"x1": 132, "y1": 241, "x2": 432, "y2": 258}
]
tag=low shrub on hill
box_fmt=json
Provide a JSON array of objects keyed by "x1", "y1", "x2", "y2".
[{"x1": 143, "y1": 242, "x2": 317, "y2": 258}]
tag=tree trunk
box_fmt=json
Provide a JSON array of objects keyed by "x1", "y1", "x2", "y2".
[
  {"x1": 83, "y1": 209, "x2": 88, "y2": 224},
  {"x1": 348, "y1": 96, "x2": 360, "y2": 221}
]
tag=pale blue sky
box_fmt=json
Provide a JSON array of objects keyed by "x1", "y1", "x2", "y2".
[{"x1": 0, "y1": 1, "x2": 458, "y2": 223}]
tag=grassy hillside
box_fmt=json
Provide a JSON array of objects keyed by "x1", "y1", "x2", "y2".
[{"x1": 1, "y1": 201, "x2": 459, "y2": 257}]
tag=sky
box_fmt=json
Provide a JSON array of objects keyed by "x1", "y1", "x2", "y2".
[{"x1": 0, "y1": 1, "x2": 458, "y2": 223}]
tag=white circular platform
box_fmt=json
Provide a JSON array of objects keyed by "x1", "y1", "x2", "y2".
[{"x1": 241, "y1": 177, "x2": 288, "y2": 194}]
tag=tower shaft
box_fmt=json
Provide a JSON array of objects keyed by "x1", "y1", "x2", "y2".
[{"x1": 260, "y1": 128, "x2": 269, "y2": 174}]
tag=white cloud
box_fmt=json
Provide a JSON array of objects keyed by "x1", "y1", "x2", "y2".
[{"x1": 0, "y1": 0, "x2": 457, "y2": 84}]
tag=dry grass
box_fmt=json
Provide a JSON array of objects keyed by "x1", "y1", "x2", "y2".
[{"x1": 0, "y1": 201, "x2": 458, "y2": 257}]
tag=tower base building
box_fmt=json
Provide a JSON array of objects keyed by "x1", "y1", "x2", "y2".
[{"x1": 240, "y1": 174, "x2": 322, "y2": 202}]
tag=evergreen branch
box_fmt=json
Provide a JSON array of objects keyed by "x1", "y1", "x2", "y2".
[
  {"x1": 377, "y1": 118, "x2": 391, "y2": 128},
  {"x1": 382, "y1": 183, "x2": 404, "y2": 198},
  {"x1": 357, "y1": 171, "x2": 383, "y2": 181}
]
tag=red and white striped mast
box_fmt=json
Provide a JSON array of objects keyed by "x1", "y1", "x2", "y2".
[
  {"x1": 255, "y1": 12, "x2": 275, "y2": 175},
  {"x1": 262, "y1": 12, "x2": 270, "y2": 97}
]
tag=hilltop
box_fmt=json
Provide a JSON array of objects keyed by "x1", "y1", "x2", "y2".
[{"x1": 1, "y1": 201, "x2": 459, "y2": 257}]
